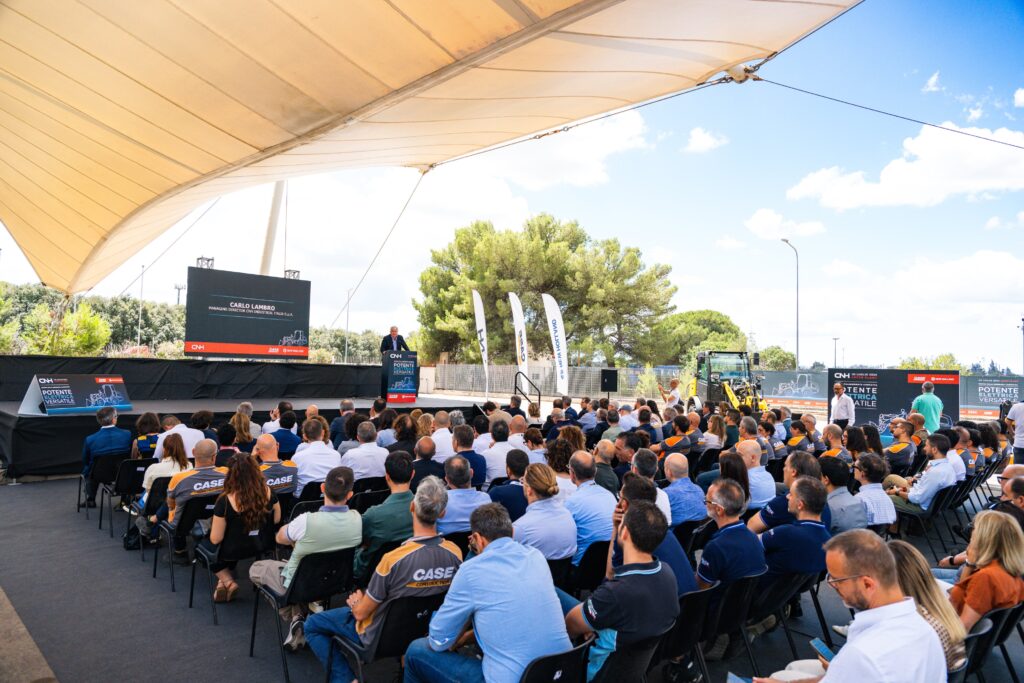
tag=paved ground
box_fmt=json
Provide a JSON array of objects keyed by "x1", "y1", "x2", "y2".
[{"x1": 0, "y1": 477, "x2": 1019, "y2": 682}]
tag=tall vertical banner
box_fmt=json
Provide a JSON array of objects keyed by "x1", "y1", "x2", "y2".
[
  {"x1": 508, "y1": 292, "x2": 529, "y2": 378},
  {"x1": 471, "y1": 289, "x2": 489, "y2": 398},
  {"x1": 542, "y1": 293, "x2": 569, "y2": 396}
]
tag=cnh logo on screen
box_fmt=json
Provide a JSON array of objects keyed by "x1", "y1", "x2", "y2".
[{"x1": 188, "y1": 343, "x2": 205, "y2": 351}]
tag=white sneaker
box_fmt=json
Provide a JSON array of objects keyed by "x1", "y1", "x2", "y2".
[
  {"x1": 283, "y1": 618, "x2": 305, "y2": 651},
  {"x1": 307, "y1": 601, "x2": 324, "y2": 614},
  {"x1": 832, "y1": 624, "x2": 849, "y2": 638}
]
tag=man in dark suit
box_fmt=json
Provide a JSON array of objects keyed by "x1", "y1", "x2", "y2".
[
  {"x1": 379, "y1": 326, "x2": 410, "y2": 353},
  {"x1": 81, "y1": 406, "x2": 132, "y2": 506}
]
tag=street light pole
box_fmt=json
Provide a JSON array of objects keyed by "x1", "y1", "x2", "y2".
[
  {"x1": 781, "y1": 239, "x2": 799, "y2": 370},
  {"x1": 343, "y1": 288, "x2": 352, "y2": 364},
  {"x1": 832, "y1": 337, "x2": 839, "y2": 368}
]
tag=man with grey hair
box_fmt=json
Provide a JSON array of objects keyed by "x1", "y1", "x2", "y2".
[
  {"x1": 329, "y1": 399, "x2": 355, "y2": 448},
  {"x1": 663, "y1": 453, "x2": 705, "y2": 526},
  {"x1": 697, "y1": 478, "x2": 766, "y2": 589},
  {"x1": 304, "y1": 474, "x2": 462, "y2": 683},
  {"x1": 339, "y1": 421, "x2": 387, "y2": 483},
  {"x1": 430, "y1": 411, "x2": 455, "y2": 464},
  {"x1": 436, "y1": 455, "x2": 490, "y2": 534},
  {"x1": 81, "y1": 406, "x2": 132, "y2": 506},
  {"x1": 631, "y1": 449, "x2": 673, "y2": 525},
  {"x1": 236, "y1": 401, "x2": 256, "y2": 419},
  {"x1": 449, "y1": 410, "x2": 467, "y2": 427}
]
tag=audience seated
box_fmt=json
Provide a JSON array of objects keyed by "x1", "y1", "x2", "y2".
[
  {"x1": 375, "y1": 409, "x2": 399, "y2": 448},
  {"x1": 947, "y1": 510, "x2": 1024, "y2": 631},
  {"x1": 405, "y1": 503, "x2": 571, "y2": 683},
  {"x1": 368, "y1": 398, "x2": 387, "y2": 430},
  {"x1": 451, "y1": 424, "x2": 487, "y2": 489},
  {"x1": 481, "y1": 420, "x2": 515, "y2": 488},
  {"x1": 436, "y1": 456, "x2": 491, "y2": 535},
  {"x1": 199, "y1": 452, "x2": 281, "y2": 603},
  {"x1": 513, "y1": 463, "x2": 577, "y2": 561},
  {"x1": 723, "y1": 409, "x2": 741, "y2": 449},
  {"x1": 162, "y1": 439, "x2": 227, "y2": 561},
  {"x1": 291, "y1": 421, "x2": 341, "y2": 496},
  {"x1": 613, "y1": 432, "x2": 643, "y2": 483},
  {"x1": 748, "y1": 451, "x2": 832, "y2": 534},
  {"x1": 190, "y1": 410, "x2": 217, "y2": 442},
  {"x1": 270, "y1": 411, "x2": 302, "y2": 455},
  {"x1": 336, "y1": 412, "x2": 367, "y2": 457},
  {"x1": 81, "y1": 406, "x2": 133, "y2": 506},
  {"x1": 153, "y1": 414, "x2": 204, "y2": 461},
  {"x1": 385, "y1": 414, "x2": 418, "y2": 454},
  {"x1": 506, "y1": 415, "x2": 528, "y2": 451},
  {"x1": 697, "y1": 478, "x2": 767, "y2": 589},
  {"x1": 339, "y1": 421, "x2": 388, "y2": 484},
  {"x1": 524, "y1": 427, "x2": 547, "y2": 464},
  {"x1": 885, "y1": 434, "x2": 956, "y2": 526},
  {"x1": 702, "y1": 414, "x2": 725, "y2": 450},
  {"x1": 801, "y1": 414, "x2": 826, "y2": 455},
  {"x1": 353, "y1": 451, "x2": 415, "y2": 579},
  {"x1": 738, "y1": 439, "x2": 776, "y2": 509},
  {"x1": 328, "y1": 399, "x2": 355, "y2": 449},
  {"x1": 410, "y1": 437, "x2": 445, "y2": 492},
  {"x1": 545, "y1": 438, "x2": 578, "y2": 501},
  {"x1": 564, "y1": 451, "x2": 616, "y2": 564},
  {"x1": 760, "y1": 529, "x2": 945, "y2": 682},
  {"x1": 819, "y1": 455, "x2": 868, "y2": 533},
  {"x1": 305, "y1": 475, "x2": 463, "y2": 683},
  {"x1": 560, "y1": 499, "x2": 680, "y2": 681},
  {"x1": 430, "y1": 411, "x2": 456, "y2": 464},
  {"x1": 215, "y1": 424, "x2": 239, "y2": 467},
  {"x1": 820, "y1": 424, "x2": 851, "y2": 463},
  {"x1": 600, "y1": 409, "x2": 623, "y2": 442},
  {"x1": 631, "y1": 449, "x2": 673, "y2": 525},
  {"x1": 785, "y1": 419, "x2": 812, "y2": 454},
  {"x1": 471, "y1": 415, "x2": 492, "y2": 453},
  {"x1": 636, "y1": 407, "x2": 662, "y2": 445},
  {"x1": 131, "y1": 411, "x2": 161, "y2": 459},
  {"x1": 503, "y1": 395, "x2": 526, "y2": 419},
  {"x1": 140, "y1": 432, "x2": 192, "y2": 507},
  {"x1": 651, "y1": 415, "x2": 692, "y2": 458},
  {"x1": 483, "y1": 400, "x2": 513, "y2": 427},
  {"x1": 488, "y1": 449, "x2": 530, "y2": 521},
  {"x1": 663, "y1": 453, "x2": 706, "y2": 526},
  {"x1": 250, "y1": 466, "x2": 361, "y2": 651},
  {"x1": 882, "y1": 419, "x2": 917, "y2": 472},
  {"x1": 262, "y1": 401, "x2": 296, "y2": 435},
  {"x1": 759, "y1": 476, "x2": 831, "y2": 587},
  {"x1": 853, "y1": 453, "x2": 897, "y2": 526},
  {"x1": 592, "y1": 440, "x2": 621, "y2": 495},
  {"x1": 252, "y1": 434, "x2": 297, "y2": 496}
]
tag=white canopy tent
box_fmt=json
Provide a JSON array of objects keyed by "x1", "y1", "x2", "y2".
[{"x1": 0, "y1": 0, "x2": 859, "y2": 293}]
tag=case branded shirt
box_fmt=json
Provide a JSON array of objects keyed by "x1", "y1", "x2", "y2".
[
  {"x1": 166, "y1": 465, "x2": 227, "y2": 526},
  {"x1": 883, "y1": 441, "x2": 916, "y2": 469},
  {"x1": 260, "y1": 460, "x2": 297, "y2": 495}
]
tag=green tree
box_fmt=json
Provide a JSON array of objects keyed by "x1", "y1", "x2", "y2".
[
  {"x1": 896, "y1": 353, "x2": 967, "y2": 373},
  {"x1": 649, "y1": 310, "x2": 747, "y2": 371},
  {"x1": 0, "y1": 290, "x2": 19, "y2": 354},
  {"x1": 414, "y1": 214, "x2": 675, "y2": 364},
  {"x1": 759, "y1": 345, "x2": 796, "y2": 371},
  {"x1": 21, "y1": 302, "x2": 111, "y2": 356},
  {"x1": 86, "y1": 295, "x2": 185, "y2": 347}
]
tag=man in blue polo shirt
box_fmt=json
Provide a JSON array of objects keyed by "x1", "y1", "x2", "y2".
[
  {"x1": 436, "y1": 456, "x2": 491, "y2": 535},
  {"x1": 564, "y1": 451, "x2": 617, "y2": 565},
  {"x1": 759, "y1": 476, "x2": 831, "y2": 589},
  {"x1": 748, "y1": 451, "x2": 832, "y2": 534},
  {"x1": 405, "y1": 504, "x2": 570, "y2": 683},
  {"x1": 697, "y1": 478, "x2": 767, "y2": 588}
]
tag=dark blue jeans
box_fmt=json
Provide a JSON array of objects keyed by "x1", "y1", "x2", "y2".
[
  {"x1": 403, "y1": 637, "x2": 484, "y2": 683},
  {"x1": 304, "y1": 607, "x2": 362, "y2": 683}
]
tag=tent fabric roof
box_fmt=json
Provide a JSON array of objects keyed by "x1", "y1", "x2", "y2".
[{"x1": 0, "y1": 0, "x2": 858, "y2": 293}]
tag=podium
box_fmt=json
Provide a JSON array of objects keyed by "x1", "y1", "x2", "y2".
[{"x1": 381, "y1": 351, "x2": 418, "y2": 403}]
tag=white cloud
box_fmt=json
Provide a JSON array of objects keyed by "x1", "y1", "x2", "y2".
[
  {"x1": 967, "y1": 105, "x2": 983, "y2": 122},
  {"x1": 714, "y1": 236, "x2": 746, "y2": 250},
  {"x1": 822, "y1": 259, "x2": 867, "y2": 277},
  {"x1": 985, "y1": 211, "x2": 1024, "y2": 230},
  {"x1": 1015, "y1": 88, "x2": 1024, "y2": 108},
  {"x1": 787, "y1": 123, "x2": 1024, "y2": 210},
  {"x1": 985, "y1": 216, "x2": 1003, "y2": 230},
  {"x1": 743, "y1": 208, "x2": 825, "y2": 240},
  {"x1": 922, "y1": 71, "x2": 943, "y2": 93},
  {"x1": 683, "y1": 127, "x2": 729, "y2": 154}
]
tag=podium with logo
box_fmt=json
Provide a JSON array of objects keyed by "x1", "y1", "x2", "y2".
[{"x1": 382, "y1": 351, "x2": 418, "y2": 403}]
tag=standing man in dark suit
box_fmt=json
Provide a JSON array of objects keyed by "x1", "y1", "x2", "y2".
[
  {"x1": 380, "y1": 326, "x2": 410, "y2": 353},
  {"x1": 81, "y1": 406, "x2": 133, "y2": 507}
]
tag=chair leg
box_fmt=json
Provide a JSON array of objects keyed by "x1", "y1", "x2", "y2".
[
  {"x1": 810, "y1": 587, "x2": 833, "y2": 649},
  {"x1": 169, "y1": 541, "x2": 177, "y2": 593},
  {"x1": 1001, "y1": 643, "x2": 1021, "y2": 683},
  {"x1": 274, "y1": 605, "x2": 291, "y2": 683},
  {"x1": 249, "y1": 589, "x2": 260, "y2": 657},
  {"x1": 779, "y1": 609, "x2": 798, "y2": 660},
  {"x1": 153, "y1": 530, "x2": 161, "y2": 578},
  {"x1": 189, "y1": 560, "x2": 197, "y2": 608},
  {"x1": 692, "y1": 644, "x2": 711, "y2": 683},
  {"x1": 98, "y1": 488, "x2": 105, "y2": 531},
  {"x1": 739, "y1": 628, "x2": 759, "y2": 678},
  {"x1": 207, "y1": 563, "x2": 219, "y2": 626},
  {"x1": 77, "y1": 477, "x2": 83, "y2": 513}
]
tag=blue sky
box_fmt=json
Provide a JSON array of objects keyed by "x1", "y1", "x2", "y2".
[{"x1": 2, "y1": 0, "x2": 1023, "y2": 369}]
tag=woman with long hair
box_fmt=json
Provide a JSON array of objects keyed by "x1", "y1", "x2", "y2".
[
  {"x1": 132, "y1": 412, "x2": 161, "y2": 459},
  {"x1": 524, "y1": 427, "x2": 547, "y2": 464},
  {"x1": 559, "y1": 425, "x2": 586, "y2": 454},
  {"x1": 948, "y1": 510, "x2": 1024, "y2": 630},
  {"x1": 545, "y1": 438, "x2": 577, "y2": 500},
  {"x1": 527, "y1": 402, "x2": 542, "y2": 426},
  {"x1": 230, "y1": 412, "x2": 258, "y2": 452},
  {"x1": 887, "y1": 540, "x2": 966, "y2": 671},
  {"x1": 718, "y1": 452, "x2": 750, "y2": 502},
  {"x1": 646, "y1": 399, "x2": 663, "y2": 426},
  {"x1": 416, "y1": 413, "x2": 434, "y2": 439},
  {"x1": 204, "y1": 453, "x2": 281, "y2": 602},
  {"x1": 513, "y1": 463, "x2": 577, "y2": 560},
  {"x1": 141, "y1": 432, "x2": 192, "y2": 502},
  {"x1": 387, "y1": 414, "x2": 418, "y2": 453},
  {"x1": 979, "y1": 423, "x2": 1001, "y2": 466},
  {"x1": 843, "y1": 426, "x2": 870, "y2": 462},
  {"x1": 703, "y1": 415, "x2": 726, "y2": 450},
  {"x1": 862, "y1": 424, "x2": 885, "y2": 457}
]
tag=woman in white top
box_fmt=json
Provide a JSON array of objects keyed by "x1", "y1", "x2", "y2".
[
  {"x1": 141, "y1": 433, "x2": 192, "y2": 505},
  {"x1": 702, "y1": 414, "x2": 725, "y2": 449},
  {"x1": 545, "y1": 438, "x2": 578, "y2": 501}
]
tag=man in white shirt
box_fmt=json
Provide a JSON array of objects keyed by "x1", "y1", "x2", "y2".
[
  {"x1": 507, "y1": 415, "x2": 528, "y2": 451},
  {"x1": 617, "y1": 406, "x2": 639, "y2": 432},
  {"x1": 631, "y1": 449, "x2": 672, "y2": 526},
  {"x1": 658, "y1": 378, "x2": 683, "y2": 407},
  {"x1": 153, "y1": 415, "x2": 205, "y2": 460},
  {"x1": 830, "y1": 383, "x2": 856, "y2": 429},
  {"x1": 1005, "y1": 400, "x2": 1024, "y2": 462},
  {"x1": 430, "y1": 411, "x2": 455, "y2": 464},
  {"x1": 757, "y1": 529, "x2": 945, "y2": 683},
  {"x1": 481, "y1": 420, "x2": 516, "y2": 488},
  {"x1": 339, "y1": 421, "x2": 388, "y2": 482},
  {"x1": 262, "y1": 400, "x2": 298, "y2": 435},
  {"x1": 292, "y1": 419, "x2": 342, "y2": 496}
]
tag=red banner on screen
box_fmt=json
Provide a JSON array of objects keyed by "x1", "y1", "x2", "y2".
[
  {"x1": 906, "y1": 373, "x2": 959, "y2": 385},
  {"x1": 387, "y1": 392, "x2": 417, "y2": 403},
  {"x1": 184, "y1": 341, "x2": 308, "y2": 357}
]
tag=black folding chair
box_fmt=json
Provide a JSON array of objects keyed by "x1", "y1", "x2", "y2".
[
  {"x1": 327, "y1": 592, "x2": 447, "y2": 683},
  {"x1": 152, "y1": 494, "x2": 218, "y2": 592},
  {"x1": 189, "y1": 512, "x2": 276, "y2": 625},
  {"x1": 801, "y1": 571, "x2": 837, "y2": 648},
  {"x1": 591, "y1": 631, "x2": 667, "y2": 683},
  {"x1": 949, "y1": 617, "x2": 993, "y2": 683},
  {"x1": 547, "y1": 557, "x2": 574, "y2": 591},
  {"x1": 350, "y1": 489, "x2": 390, "y2": 514},
  {"x1": 353, "y1": 477, "x2": 386, "y2": 494},
  {"x1": 742, "y1": 572, "x2": 819, "y2": 676},
  {"x1": 274, "y1": 492, "x2": 295, "y2": 521},
  {"x1": 685, "y1": 519, "x2": 718, "y2": 560},
  {"x1": 895, "y1": 485, "x2": 957, "y2": 563},
  {"x1": 699, "y1": 570, "x2": 768, "y2": 678},
  {"x1": 132, "y1": 476, "x2": 170, "y2": 562},
  {"x1": 519, "y1": 633, "x2": 594, "y2": 683},
  {"x1": 991, "y1": 602, "x2": 1024, "y2": 683},
  {"x1": 99, "y1": 458, "x2": 155, "y2": 537},
  {"x1": 649, "y1": 582, "x2": 721, "y2": 683},
  {"x1": 288, "y1": 499, "x2": 324, "y2": 523},
  {"x1": 572, "y1": 541, "x2": 610, "y2": 597},
  {"x1": 442, "y1": 531, "x2": 470, "y2": 557},
  {"x1": 249, "y1": 546, "x2": 356, "y2": 683},
  {"x1": 695, "y1": 449, "x2": 721, "y2": 477},
  {"x1": 77, "y1": 452, "x2": 129, "y2": 518},
  {"x1": 296, "y1": 481, "x2": 325, "y2": 502},
  {"x1": 967, "y1": 605, "x2": 1017, "y2": 683},
  {"x1": 353, "y1": 540, "x2": 403, "y2": 589}
]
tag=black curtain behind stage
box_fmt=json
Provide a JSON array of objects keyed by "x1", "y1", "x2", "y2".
[{"x1": 0, "y1": 356, "x2": 381, "y2": 401}]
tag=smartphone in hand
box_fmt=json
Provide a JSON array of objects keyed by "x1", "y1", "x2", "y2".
[
  {"x1": 810, "y1": 637, "x2": 836, "y2": 662},
  {"x1": 726, "y1": 673, "x2": 752, "y2": 683}
]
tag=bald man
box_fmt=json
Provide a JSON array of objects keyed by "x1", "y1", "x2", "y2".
[
  {"x1": 163, "y1": 439, "x2": 227, "y2": 560},
  {"x1": 687, "y1": 412, "x2": 705, "y2": 454},
  {"x1": 507, "y1": 415, "x2": 529, "y2": 451},
  {"x1": 593, "y1": 440, "x2": 620, "y2": 495},
  {"x1": 565, "y1": 451, "x2": 617, "y2": 564},
  {"x1": 737, "y1": 440, "x2": 777, "y2": 509},
  {"x1": 663, "y1": 453, "x2": 706, "y2": 525},
  {"x1": 254, "y1": 433, "x2": 298, "y2": 495},
  {"x1": 305, "y1": 404, "x2": 319, "y2": 420}
]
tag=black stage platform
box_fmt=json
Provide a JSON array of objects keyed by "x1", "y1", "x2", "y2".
[{"x1": 0, "y1": 356, "x2": 478, "y2": 478}]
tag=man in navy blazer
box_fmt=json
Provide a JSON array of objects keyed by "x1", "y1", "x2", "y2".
[
  {"x1": 270, "y1": 411, "x2": 303, "y2": 456},
  {"x1": 379, "y1": 326, "x2": 410, "y2": 353},
  {"x1": 81, "y1": 406, "x2": 132, "y2": 505}
]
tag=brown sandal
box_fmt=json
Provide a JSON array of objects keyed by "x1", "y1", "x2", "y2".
[
  {"x1": 225, "y1": 582, "x2": 239, "y2": 602},
  {"x1": 213, "y1": 583, "x2": 229, "y2": 603}
]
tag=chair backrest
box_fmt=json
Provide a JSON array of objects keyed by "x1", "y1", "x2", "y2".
[
  {"x1": 350, "y1": 489, "x2": 390, "y2": 514},
  {"x1": 353, "y1": 476, "x2": 387, "y2": 494},
  {"x1": 275, "y1": 492, "x2": 295, "y2": 519},
  {"x1": 442, "y1": 531, "x2": 471, "y2": 557},
  {"x1": 992, "y1": 600, "x2": 1024, "y2": 647},
  {"x1": 283, "y1": 546, "x2": 356, "y2": 605},
  {"x1": 114, "y1": 458, "x2": 156, "y2": 495},
  {"x1": 956, "y1": 616, "x2": 993, "y2": 680},
  {"x1": 696, "y1": 449, "x2": 721, "y2": 475},
  {"x1": 573, "y1": 541, "x2": 610, "y2": 595},
  {"x1": 288, "y1": 499, "x2": 324, "y2": 522},
  {"x1": 685, "y1": 519, "x2": 718, "y2": 556},
  {"x1": 218, "y1": 507, "x2": 277, "y2": 561},
  {"x1": 371, "y1": 592, "x2": 448, "y2": 659},
  {"x1": 143, "y1": 477, "x2": 171, "y2": 516},
  {"x1": 519, "y1": 634, "x2": 594, "y2": 683},
  {"x1": 591, "y1": 631, "x2": 665, "y2": 683},
  {"x1": 747, "y1": 572, "x2": 817, "y2": 624},
  {"x1": 90, "y1": 452, "x2": 130, "y2": 483},
  {"x1": 672, "y1": 518, "x2": 709, "y2": 555},
  {"x1": 966, "y1": 604, "x2": 1016, "y2": 676},
  {"x1": 354, "y1": 540, "x2": 404, "y2": 588},
  {"x1": 704, "y1": 570, "x2": 767, "y2": 640},
  {"x1": 297, "y1": 481, "x2": 325, "y2": 502},
  {"x1": 172, "y1": 494, "x2": 219, "y2": 540},
  {"x1": 547, "y1": 557, "x2": 573, "y2": 590},
  {"x1": 489, "y1": 477, "x2": 510, "y2": 489},
  {"x1": 930, "y1": 485, "x2": 959, "y2": 516},
  {"x1": 655, "y1": 583, "x2": 720, "y2": 664}
]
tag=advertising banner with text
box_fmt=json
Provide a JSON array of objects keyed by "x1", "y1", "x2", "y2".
[{"x1": 828, "y1": 368, "x2": 959, "y2": 435}]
